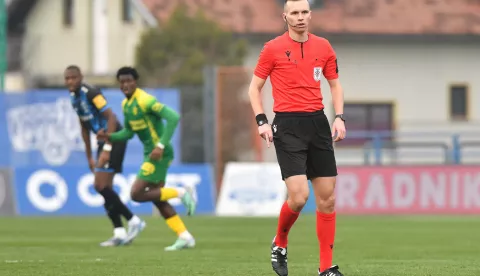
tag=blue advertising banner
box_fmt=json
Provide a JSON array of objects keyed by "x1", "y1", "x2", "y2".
[
  {"x1": 0, "y1": 89, "x2": 181, "y2": 167},
  {"x1": 13, "y1": 164, "x2": 215, "y2": 216}
]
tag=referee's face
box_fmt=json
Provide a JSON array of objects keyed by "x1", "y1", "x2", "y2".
[
  {"x1": 118, "y1": 74, "x2": 137, "y2": 97},
  {"x1": 284, "y1": 0, "x2": 311, "y2": 32}
]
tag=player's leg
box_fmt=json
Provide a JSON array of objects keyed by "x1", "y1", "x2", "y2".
[
  {"x1": 93, "y1": 171, "x2": 125, "y2": 246},
  {"x1": 152, "y1": 182, "x2": 195, "y2": 251},
  {"x1": 270, "y1": 115, "x2": 310, "y2": 276},
  {"x1": 121, "y1": 178, "x2": 150, "y2": 245},
  {"x1": 307, "y1": 113, "x2": 343, "y2": 276},
  {"x1": 130, "y1": 159, "x2": 196, "y2": 215},
  {"x1": 108, "y1": 141, "x2": 145, "y2": 240}
]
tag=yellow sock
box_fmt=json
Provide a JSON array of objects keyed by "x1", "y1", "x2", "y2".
[
  {"x1": 160, "y1": 188, "x2": 179, "y2": 201},
  {"x1": 165, "y1": 215, "x2": 187, "y2": 236}
]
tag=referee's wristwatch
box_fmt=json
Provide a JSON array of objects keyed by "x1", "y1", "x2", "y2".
[{"x1": 335, "y1": 114, "x2": 346, "y2": 122}]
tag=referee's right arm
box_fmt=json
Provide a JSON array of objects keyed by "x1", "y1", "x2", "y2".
[
  {"x1": 249, "y1": 43, "x2": 274, "y2": 116},
  {"x1": 248, "y1": 43, "x2": 275, "y2": 146}
]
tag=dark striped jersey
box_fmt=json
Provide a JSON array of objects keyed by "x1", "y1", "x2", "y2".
[{"x1": 70, "y1": 84, "x2": 121, "y2": 134}]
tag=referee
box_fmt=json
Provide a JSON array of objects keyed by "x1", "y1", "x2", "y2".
[{"x1": 248, "y1": 0, "x2": 346, "y2": 275}]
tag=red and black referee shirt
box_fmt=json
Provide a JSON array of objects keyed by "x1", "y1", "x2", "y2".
[{"x1": 254, "y1": 32, "x2": 339, "y2": 113}]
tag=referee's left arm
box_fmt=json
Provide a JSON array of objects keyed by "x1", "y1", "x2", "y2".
[
  {"x1": 323, "y1": 43, "x2": 343, "y2": 115},
  {"x1": 328, "y1": 79, "x2": 344, "y2": 116},
  {"x1": 323, "y1": 42, "x2": 346, "y2": 141}
]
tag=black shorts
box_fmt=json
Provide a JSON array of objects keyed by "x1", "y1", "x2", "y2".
[
  {"x1": 95, "y1": 141, "x2": 127, "y2": 174},
  {"x1": 272, "y1": 109, "x2": 337, "y2": 180}
]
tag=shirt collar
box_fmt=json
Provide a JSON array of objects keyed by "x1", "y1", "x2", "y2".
[
  {"x1": 127, "y1": 88, "x2": 141, "y2": 104},
  {"x1": 72, "y1": 84, "x2": 85, "y2": 96},
  {"x1": 284, "y1": 31, "x2": 310, "y2": 43}
]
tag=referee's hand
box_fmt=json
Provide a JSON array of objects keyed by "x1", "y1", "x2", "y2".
[
  {"x1": 332, "y1": 118, "x2": 346, "y2": 142},
  {"x1": 258, "y1": 124, "x2": 273, "y2": 148}
]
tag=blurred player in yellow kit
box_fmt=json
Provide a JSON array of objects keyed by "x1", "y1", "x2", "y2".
[{"x1": 98, "y1": 67, "x2": 196, "y2": 250}]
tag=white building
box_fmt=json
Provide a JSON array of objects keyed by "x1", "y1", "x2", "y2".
[
  {"x1": 144, "y1": 0, "x2": 480, "y2": 165},
  {"x1": 6, "y1": 0, "x2": 156, "y2": 89},
  {"x1": 6, "y1": 0, "x2": 480, "y2": 165}
]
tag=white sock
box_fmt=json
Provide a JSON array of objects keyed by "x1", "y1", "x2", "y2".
[
  {"x1": 114, "y1": 227, "x2": 127, "y2": 239},
  {"x1": 179, "y1": 230, "x2": 193, "y2": 240},
  {"x1": 128, "y1": 215, "x2": 141, "y2": 225}
]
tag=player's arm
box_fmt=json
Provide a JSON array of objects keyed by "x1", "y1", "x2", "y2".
[
  {"x1": 249, "y1": 76, "x2": 268, "y2": 116},
  {"x1": 109, "y1": 116, "x2": 135, "y2": 142},
  {"x1": 324, "y1": 41, "x2": 346, "y2": 141},
  {"x1": 249, "y1": 42, "x2": 275, "y2": 146},
  {"x1": 87, "y1": 88, "x2": 118, "y2": 145},
  {"x1": 323, "y1": 42, "x2": 344, "y2": 115},
  {"x1": 248, "y1": 42, "x2": 274, "y2": 120},
  {"x1": 79, "y1": 120, "x2": 93, "y2": 160},
  {"x1": 328, "y1": 79, "x2": 344, "y2": 115},
  {"x1": 158, "y1": 106, "x2": 180, "y2": 146},
  {"x1": 147, "y1": 99, "x2": 180, "y2": 147}
]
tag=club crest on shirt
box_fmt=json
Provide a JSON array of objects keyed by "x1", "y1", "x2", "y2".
[{"x1": 313, "y1": 67, "x2": 322, "y2": 82}]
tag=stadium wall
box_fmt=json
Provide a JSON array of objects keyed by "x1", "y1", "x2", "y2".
[
  {"x1": 216, "y1": 162, "x2": 480, "y2": 216},
  {"x1": 2, "y1": 90, "x2": 479, "y2": 217}
]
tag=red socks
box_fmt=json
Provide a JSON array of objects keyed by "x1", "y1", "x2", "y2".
[
  {"x1": 273, "y1": 202, "x2": 337, "y2": 272},
  {"x1": 317, "y1": 211, "x2": 336, "y2": 272},
  {"x1": 274, "y1": 202, "x2": 300, "y2": 248}
]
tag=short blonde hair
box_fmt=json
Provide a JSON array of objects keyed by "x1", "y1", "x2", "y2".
[{"x1": 284, "y1": 0, "x2": 309, "y2": 11}]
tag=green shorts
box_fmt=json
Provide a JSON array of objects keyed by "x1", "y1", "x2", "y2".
[{"x1": 137, "y1": 146, "x2": 174, "y2": 184}]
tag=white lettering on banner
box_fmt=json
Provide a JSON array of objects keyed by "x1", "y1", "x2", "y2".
[
  {"x1": 77, "y1": 174, "x2": 100, "y2": 206},
  {"x1": 26, "y1": 170, "x2": 68, "y2": 212},
  {"x1": 165, "y1": 174, "x2": 201, "y2": 206},
  {"x1": 77, "y1": 174, "x2": 136, "y2": 207},
  {"x1": 392, "y1": 173, "x2": 415, "y2": 208},
  {"x1": 335, "y1": 173, "x2": 358, "y2": 208},
  {"x1": 6, "y1": 98, "x2": 97, "y2": 166},
  {"x1": 464, "y1": 173, "x2": 480, "y2": 208},
  {"x1": 450, "y1": 173, "x2": 459, "y2": 208},
  {"x1": 336, "y1": 167, "x2": 480, "y2": 214},
  {"x1": 363, "y1": 174, "x2": 387, "y2": 209},
  {"x1": 25, "y1": 170, "x2": 202, "y2": 212},
  {"x1": 216, "y1": 162, "x2": 287, "y2": 217},
  {"x1": 419, "y1": 172, "x2": 446, "y2": 208}
]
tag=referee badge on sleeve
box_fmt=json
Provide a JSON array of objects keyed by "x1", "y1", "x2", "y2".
[{"x1": 313, "y1": 67, "x2": 322, "y2": 82}]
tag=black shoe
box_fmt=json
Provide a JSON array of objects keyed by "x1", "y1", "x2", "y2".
[
  {"x1": 319, "y1": 265, "x2": 344, "y2": 276},
  {"x1": 271, "y1": 241, "x2": 288, "y2": 276}
]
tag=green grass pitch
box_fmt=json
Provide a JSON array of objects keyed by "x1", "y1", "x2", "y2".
[{"x1": 0, "y1": 215, "x2": 478, "y2": 275}]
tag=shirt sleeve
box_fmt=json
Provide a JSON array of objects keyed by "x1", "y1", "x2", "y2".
[
  {"x1": 253, "y1": 42, "x2": 275, "y2": 79},
  {"x1": 323, "y1": 41, "x2": 339, "y2": 80},
  {"x1": 109, "y1": 102, "x2": 134, "y2": 141},
  {"x1": 109, "y1": 116, "x2": 134, "y2": 142},
  {"x1": 144, "y1": 97, "x2": 180, "y2": 145},
  {"x1": 86, "y1": 87, "x2": 109, "y2": 112}
]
